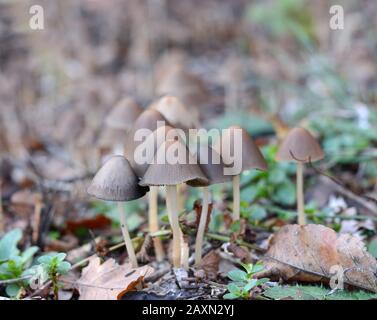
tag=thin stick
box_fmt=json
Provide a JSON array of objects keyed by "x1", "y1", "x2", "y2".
[
  {"x1": 117, "y1": 202, "x2": 138, "y2": 268},
  {"x1": 296, "y1": 162, "x2": 306, "y2": 225},
  {"x1": 194, "y1": 186, "x2": 209, "y2": 265},
  {"x1": 232, "y1": 175, "x2": 240, "y2": 221},
  {"x1": 165, "y1": 185, "x2": 181, "y2": 268},
  {"x1": 148, "y1": 186, "x2": 164, "y2": 261}
]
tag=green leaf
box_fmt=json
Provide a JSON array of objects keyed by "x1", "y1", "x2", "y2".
[
  {"x1": 248, "y1": 205, "x2": 267, "y2": 222},
  {"x1": 244, "y1": 279, "x2": 258, "y2": 291},
  {"x1": 227, "y1": 283, "x2": 241, "y2": 295},
  {"x1": 228, "y1": 269, "x2": 247, "y2": 282},
  {"x1": 5, "y1": 283, "x2": 21, "y2": 298},
  {"x1": 57, "y1": 261, "x2": 71, "y2": 275},
  {"x1": 251, "y1": 263, "x2": 264, "y2": 274},
  {"x1": 272, "y1": 181, "x2": 296, "y2": 205},
  {"x1": 223, "y1": 293, "x2": 239, "y2": 300},
  {"x1": 0, "y1": 229, "x2": 22, "y2": 261}
]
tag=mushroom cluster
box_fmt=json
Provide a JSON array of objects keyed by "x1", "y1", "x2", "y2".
[{"x1": 87, "y1": 95, "x2": 325, "y2": 270}]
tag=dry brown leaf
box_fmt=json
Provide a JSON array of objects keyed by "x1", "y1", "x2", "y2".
[
  {"x1": 258, "y1": 224, "x2": 377, "y2": 292},
  {"x1": 76, "y1": 256, "x2": 153, "y2": 300},
  {"x1": 65, "y1": 215, "x2": 111, "y2": 233},
  {"x1": 199, "y1": 250, "x2": 220, "y2": 280}
]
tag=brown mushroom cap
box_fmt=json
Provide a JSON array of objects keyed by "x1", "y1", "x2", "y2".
[
  {"x1": 151, "y1": 95, "x2": 199, "y2": 129},
  {"x1": 124, "y1": 109, "x2": 169, "y2": 162},
  {"x1": 214, "y1": 125, "x2": 267, "y2": 174},
  {"x1": 276, "y1": 127, "x2": 324, "y2": 163},
  {"x1": 187, "y1": 145, "x2": 232, "y2": 187},
  {"x1": 87, "y1": 155, "x2": 148, "y2": 201},
  {"x1": 105, "y1": 97, "x2": 143, "y2": 131},
  {"x1": 139, "y1": 140, "x2": 208, "y2": 187},
  {"x1": 130, "y1": 125, "x2": 184, "y2": 177}
]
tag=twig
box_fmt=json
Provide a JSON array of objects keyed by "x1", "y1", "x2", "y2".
[{"x1": 0, "y1": 275, "x2": 32, "y2": 285}]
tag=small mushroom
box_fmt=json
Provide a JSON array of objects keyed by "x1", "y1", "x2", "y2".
[
  {"x1": 87, "y1": 155, "x2": 148, "y2": 268},
  {"x1": 276, "y1": 127, "x2": 324, "y2": 225},
  {"x1": 215, "y1": 125, "x2": 267, "y2": 221},
  {"x1": 187, "y1": 145, "x2": 232, "y2": 265},
  {"x1": 151, "y1": 95, "x2": 200, "y2": 130},
  {"x1": 140, "y1": 140, "x2": 208, "y2": 268},
  {"x1": 105, "y1": 97, "x2": 143, "y2": 132}
]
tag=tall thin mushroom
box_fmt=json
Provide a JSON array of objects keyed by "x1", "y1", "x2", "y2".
[
  {"x1": 276, "y1": 127, "x2": 324, "y2": 225},
  {"x1": 87, "y1": 155, "x2": 148, "y2": 268},
  {"x1": 215, "y1": 126, "x2": 267, "y2": 221},
  {"x1": 187, "y1": 145, "x2": 232, "y2": 265},
  {"x1": 140, "y1": 140, "x2": 208, "y2": 268}
]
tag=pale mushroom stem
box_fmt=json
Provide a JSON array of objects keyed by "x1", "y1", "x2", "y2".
[
  {"x1": 117, "y1": 202, "x2": 138, "y2": 268},
  {"x1": 195, "y1": 186, "x2": 209, "y2": 265},
  {"x1": 177, "y1": 183, "x2": 185, "y2": 213},
  {"x1": 232, "y1": 175, "x2": 240, "y2": 221},
  {"x1": 165, "y1": 185, "x2": 182, "y2": 268},
  {"x1": 296, "y1": 162, "x2": 306, "y2": 225},
  {"x1": 148, "y1": 186, "x2": 165, "y2": 261}
]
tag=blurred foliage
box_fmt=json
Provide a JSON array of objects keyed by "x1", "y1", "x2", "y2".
[
  {"x1": 245, "y1": 0, "x2": 315, "y2": 45},
  {"x1": 264, "y1": 284, "x2": 377, "y2": 300}
]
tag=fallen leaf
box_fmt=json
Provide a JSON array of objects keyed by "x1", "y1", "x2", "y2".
[
  {"x1": 76, "y1": 256, "x2": 153, "y2": 300},
  {"x1": 258, "y1": 224, "x2": 377, "y2": 292},
  {"x1": 66, "y1": 215, "x2": 111, "y2": 233},
  {"x1": 199, "y1": 250, "x2": 220, "y2": 279},
  {"x1": 193, "y1": 200, "x2": 213, "y2": 230}
]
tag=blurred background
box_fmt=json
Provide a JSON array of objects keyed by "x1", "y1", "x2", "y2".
[{"x1": 1, "y1": 0, "x2": 377, "y2": 244}]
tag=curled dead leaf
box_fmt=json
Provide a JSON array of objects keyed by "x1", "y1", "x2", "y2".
[
  {"x1": 66, "y1": 215, "x2": 111, "y2": 233},
  {"x1": 76, "y1": 256, "x2": 153, "y2": 300},
  {"x1": 258, "y1": 224, "x2": 377, "y2": 292}
]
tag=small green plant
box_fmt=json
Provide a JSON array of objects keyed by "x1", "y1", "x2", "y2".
[
  {"x1": 223, "y1": 262, "x2": 269, "y2": 300},
  {"x1": 0, "y1": 229, "x2": 38, "y2": 297},
  {"x1": 26, "y1": 253, "x2": 71, "y2": 299}
]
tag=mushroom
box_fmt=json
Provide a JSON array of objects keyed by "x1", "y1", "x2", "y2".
[
  {"x1": 187, "y1": 145, "x2": 232, "y2": 265},
  {"x1": 151, "y1": 95, "x2": 200, "y2": 130},
  {"x1": 215, "y1": 126, "x2": 267, "y2": 221},
  {"x1": 105, "y1": 97, "x2": 143, "y2": 132},
  {"x1": 87, "y1": 155, "x2": 148, "y2": 268},
  {"x1": 124, "y1": 109, "x2": 170, "y2": 262},
  {"x1": 140, "y1": 139, "x2": 208, "y2": 268},
  {"x1": 276, "y1": 127, "x2": 324, "y2": 225}
]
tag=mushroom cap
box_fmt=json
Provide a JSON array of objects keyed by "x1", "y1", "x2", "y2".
[
  {"x1": 124, "y1": 109, "x2": 169, "y2": 161},
  {"x1": 139, "y1": 140, "x2": 208, "y2": 187},
  {"x1": 214, "y1": 125, "x2": 267, "y2": 174},
  {"x1": 87, "y1": 155, "x2": 148, "y2": 201},
  {"x1": 187, "y1": 145, "x2": 232, "y2": 187},
  {"x1": 130, "y1": 125, "x2": 184, "y2": 178},
  {"x1": 105, "y1": 97, "x2": 143, "y2": 130},
  {"x1": 276, "y1": 127, "x2": 324, "y2": 163},
  {"x1": 151, "y1": 95, "x2": 199, "y2": 129}
]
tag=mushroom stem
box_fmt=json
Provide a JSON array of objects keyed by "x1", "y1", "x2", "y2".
[
  {"x1": 117, "y1": 202, "x2": 138, "y2": 268},
  {"x1": 232, "y1": 175, "x2": 240, "y2": 221},
  {"x1": 194, "y1": 186, "x2": 209, "y2": 265},
  {"x1": 165, "y1": 185, "x2": 181, "y2": 268},
  {"x1": 296, "y1": 162, "x2": 306, "y2": 225},
  {"x1": 177, "y1": 183, "x2": 185, "y2": 213},
  {"x1": 148, "y1": 186, "x2": 164, "y2": 261}
]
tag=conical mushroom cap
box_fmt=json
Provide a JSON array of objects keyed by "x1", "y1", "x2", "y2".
[
  {"x1": 87, "y1": 155, "x2": 148, "y2": 201},
  {"x1": 105, "y1": 97, "x2": 143, "y2": 130},
  {"x1": 214, "y1": 126, "x2": 267, "y2": 174},
  {"x1": 124, "y1": 109, "x2": 169, "y2": 164},
  {"x1": 130, "y1": 125, "x2": 184, "y2": 177},
  {"x1": 139, "y1": 140, "x2": 208, "y2": 186},
  {"x1": 187, "y1": 145, "x2": 232, "y2": 187},
  {"x1": 276, "y1": 127, "x2": 324, "y2": 163},
  {"x1": 151, "y1": 95, "x2": 199, "y2": 129}
]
